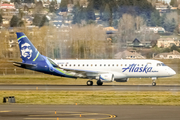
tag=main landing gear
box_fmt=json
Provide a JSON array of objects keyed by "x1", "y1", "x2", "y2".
[
  {"x1": 86, "y1": 80, "x2": 103, "y2": 86},
  {"x1": 97, "y1": 80, "x2": 103, "y2": 86},
  {"x1": 152, "y1": 77, "x2": 157, "y2": 86},
  {"x1": 87, "y1": 80, "x2": 93, "y2": 86}
]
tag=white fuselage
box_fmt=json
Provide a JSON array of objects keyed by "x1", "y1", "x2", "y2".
[{"x1": 54, "y1": 59, "x2": 176, "y2": 79}]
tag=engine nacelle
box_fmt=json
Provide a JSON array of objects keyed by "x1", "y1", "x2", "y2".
[
  {"x1": 96, "y1": 74, "x2": 114, "y2": 82},
  {"x1": 115, "y1": 78, "x2": 129, "y2": 82}
]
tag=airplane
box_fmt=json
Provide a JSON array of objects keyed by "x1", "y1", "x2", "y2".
[{"x1": 13, "y1": 32, "x2": 176, "y2": 86}]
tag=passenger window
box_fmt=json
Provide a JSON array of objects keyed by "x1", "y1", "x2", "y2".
[
  {"x1": 95, "y1": 64, "x2": 97, "y2": 66},
  {"x1": 87, "y1": 64, "x2": 88, "y2": 66},
  {"x1": 100, "y1": 64, "x2": 102, "y2": 66},
  {"x1": 78, "y1": 64, "x2": 80, "y2": 66},
  {"x1": 108, "y1": 64, "x2": 110, "y2": 66},
  {"x1": 142, "y1": 64, "x2": 143, "y2": 66},
  {"x1": 112, "y1": 64, "x2": 114, "y2": 66},
  {"x1": 83, "y1": 64, "x2": 84, "y2": 66},
  {"x1": 74, "y1": 64, "x2": 75, "y2": 66},
  {"x1": 121, "y1": 64, "x2": 122, "y2": 66},
  {"x1": 104, "y1": 64, "x2": 106, "y2": 66},
  {"x1": 69, "y1": 64, "x2": 71, "y2": 67},
  {"x1": 125, "y1": 64, "x2": 127, "y2": 66},
  {"x1": 91, "y1": 64, "x2": 93, "y2": 66},
  {"x1": 61, "y1": 64, "x2": 63, "y2": 66},
  {"x1": 117, "y1": 64, "x2": 118, "y2": 66}
]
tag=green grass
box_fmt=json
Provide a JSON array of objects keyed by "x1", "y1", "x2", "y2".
[
  {"x1": 1, "y1": 91, "x2": 180, "y2": 105},
  {"x1": 0, "y1": 74, "x2": 179, "y2": 85},
  {"x1": 0, "y1": 73, "x2": 179, "y2": 105}
]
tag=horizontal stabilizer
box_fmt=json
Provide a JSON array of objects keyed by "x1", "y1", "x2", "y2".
[{"x1": 13, "y1": 62, "x2": 36, "y2": 68}]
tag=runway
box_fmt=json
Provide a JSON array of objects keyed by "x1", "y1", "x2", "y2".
[
  {"x1": 0, "y1": 85, "x2": 179, "y2": 120},
  {"x1": 0, "y1": 105, "x2": 180, "y2": 120},
  {"x1": 0, "y1": 85, "x2": 180, "y2": 91}
]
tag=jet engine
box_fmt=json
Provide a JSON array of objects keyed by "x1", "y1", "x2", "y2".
[
  {"x1": 96, "y1": 74, "x2": 114, "y2": 82},
  {"x1": 115, "y1": 78, "x2": 129, "y2": 82}
]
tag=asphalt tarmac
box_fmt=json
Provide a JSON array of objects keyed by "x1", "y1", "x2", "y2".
[
  {"x1": 0, "y1": 105, "x2": 180, "y2": 120},
  {"x1": 1, "y1": 85, "x2": 180, "y2": 120},
  {"x1": 0, "y1": 85, "x2": 180, "y2": 91}
]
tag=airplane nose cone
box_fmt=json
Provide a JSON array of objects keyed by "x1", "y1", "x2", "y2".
[{"x1": 170, "y1": 69, "x2": 176, "y2": 76}]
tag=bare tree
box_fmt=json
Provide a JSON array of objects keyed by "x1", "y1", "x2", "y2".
[
  {"x1": 0, "y1": 30, "x2": 7, "y2": 58},
  {"x1": 33, "y1": 1, "x2": 44, "y2": 14},
  {"x1": 118, "y1": 14, "x2": 146, "y2": 49},
  {"x1": 69, "y1": 24, "x2": 107, "y2": 59},
  {"x1": 1, "y1": 25, "x2": 108, "y2": 60}
]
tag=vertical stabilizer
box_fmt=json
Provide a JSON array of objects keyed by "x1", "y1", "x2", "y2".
[{"x1": 16, "y1": 32, "x2": 43, "y2": 63}]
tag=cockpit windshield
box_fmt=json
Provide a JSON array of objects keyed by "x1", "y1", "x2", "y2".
[
  {"x1": 161, "y1": 63, "x2": 167, "y2": 66},
  {"x1": 157, "y1": 63, "x2": 161, "y2": 66},
  {"x1": 157, "y1": 63, "x2": 167, "y2": 66},
  {"x1": 47, "y1": 58, "x2": 59, "y2": 68}
]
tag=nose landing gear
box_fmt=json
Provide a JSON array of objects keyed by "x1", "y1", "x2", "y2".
[{"x1": 152, "y1": 82, "x2": 156, "y2": 86}]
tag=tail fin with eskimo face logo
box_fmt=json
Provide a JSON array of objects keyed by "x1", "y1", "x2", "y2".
[{"x1": 16, "y1": 32, "x2": 43, "y2": 63}]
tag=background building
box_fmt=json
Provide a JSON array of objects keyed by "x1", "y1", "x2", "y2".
[
  {"x1": 154, "y1": 50, "x2": 180, "y2": 59},
  {"x1": 114, "y1": 50, "x2": 146, "y2": 59},
  {"x1": 157, "y1": 37, "x2": 180, "y2": 48}
]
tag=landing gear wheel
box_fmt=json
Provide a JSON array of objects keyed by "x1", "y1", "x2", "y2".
[
  {"x1": 152, "y1": 82, "x2": 156, "y2": 86},
  {"x1": 97, "y1": 80, "x2": 103, "y2": 86},
  {"x1": 87, "y1": 81, "x2": 93, "y2": 86}
]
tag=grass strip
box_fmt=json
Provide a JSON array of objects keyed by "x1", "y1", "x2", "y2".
[{"x1": 0, "y1": 91, "x2": 180, "y2": 105}]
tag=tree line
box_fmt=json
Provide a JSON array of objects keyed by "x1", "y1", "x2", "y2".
[
  {"x1": 57, "y1": 0, "x2": 178, "y2": 33},
  {"x1": 2, "y1": 0, "x2": 178, "y2": 33},
  {"x1": 70, "y1": 0, "x2": 154, "y2": 26},
  {"x1": 0, "y1": 25, "x2": 113, "y2": 59}
]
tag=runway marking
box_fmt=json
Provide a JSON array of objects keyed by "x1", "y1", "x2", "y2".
[
  {"x1": 26, "y1": 116, "x2": 117, "y2": 119},
  {"x1": 0, "y1": 109, "x2": 117, "y2": 120},
  {"x1": 25, "y1": 118, "x2": 94, "y2": 120},
  {"x1": 26, "y1": 111, "x2": 117, "y2": 120},
  {"x1": 25, "y1": 118, "x2": 65, "y2": 120},
  {"x1": 109, "y1": 115, "x2": 116, "y2": 118},
  {"x1": 0, "y1": 111, "x2": 10, "y2": 113}
]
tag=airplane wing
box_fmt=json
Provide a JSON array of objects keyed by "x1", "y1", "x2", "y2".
[
  {"x1": 61, "y1": 68, "x2": 99, "y2": 73},
  {"x1": 57, "y1": 67, "x2": 108, "y2": 78}
]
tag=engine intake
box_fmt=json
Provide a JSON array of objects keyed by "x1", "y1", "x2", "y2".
[{"x1": 96, "y1": 74, "x2": 114, "y2": 82}]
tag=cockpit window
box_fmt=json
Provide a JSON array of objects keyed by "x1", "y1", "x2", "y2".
[
  {"x1": 161, "y1": 63, "x2": 167, "y2": 66},
  {"x1": 157, "y1": 63, "x2": 161, "y2": 66},
  {"x1": 157, "y1": 63, "x2": 166, "y2": 66}
]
